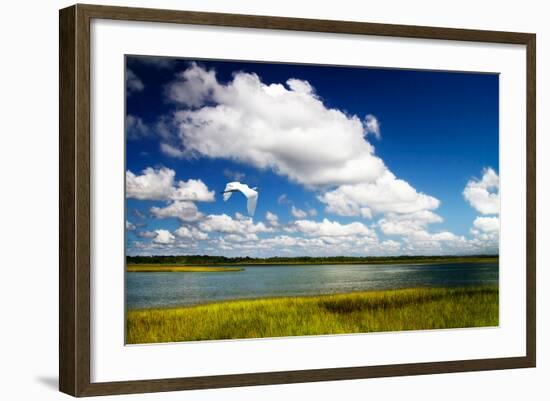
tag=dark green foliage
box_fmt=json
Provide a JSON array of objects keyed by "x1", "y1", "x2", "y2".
[{"x1": 126, "y1": 254, "x2": 498, "y2": 266}]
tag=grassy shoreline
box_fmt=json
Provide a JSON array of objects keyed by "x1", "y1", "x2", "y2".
[
  {"x1": 126, "y1": 265, "x2": 243, "y2": 273},
  {"x1": 126, "y1": 286, "x2": 499, "y2": 344},
  {"x1": 127, "y1": 255, "x2": 498, "y2": 267},
  {"x1": 214, "y1": 257, "x2": 497, "y2": 266},
  {"x1": 126, "y1": 256, "x2": 498, "y2": 271}
]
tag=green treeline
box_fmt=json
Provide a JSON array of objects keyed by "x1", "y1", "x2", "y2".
[{"x1": 126, "y1": 254, "x2": 498, "y2": 266}]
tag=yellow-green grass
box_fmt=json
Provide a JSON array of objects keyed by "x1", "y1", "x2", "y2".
[
  {"x1": 126, "y1": 286, "x2": 498, "y2": 344},
  {"x1": 126, "y1": 264, "x2": 243, "y2": 273}
]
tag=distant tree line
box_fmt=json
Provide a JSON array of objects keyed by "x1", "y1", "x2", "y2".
[{"x1": 126, "y1": 254, "x2": 498, "y2": 265}]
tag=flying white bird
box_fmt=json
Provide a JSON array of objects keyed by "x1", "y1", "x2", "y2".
[{"x1": 222, "y1": 182, "x2": 259, "y2": 216}]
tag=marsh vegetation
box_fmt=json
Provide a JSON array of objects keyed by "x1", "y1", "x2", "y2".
[{"x1": 126, "y1": 286, "x2": 499, "y2": 344}]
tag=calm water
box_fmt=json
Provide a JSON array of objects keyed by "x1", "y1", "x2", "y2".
[{"x1": 125, "y1": 262, "x2": 498, "y2": 310}]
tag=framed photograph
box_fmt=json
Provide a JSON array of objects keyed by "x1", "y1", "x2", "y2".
[{"x1": 59, "y1": 4, "x2": 536, "y2": 397}]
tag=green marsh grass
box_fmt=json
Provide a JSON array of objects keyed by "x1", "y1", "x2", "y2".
[
  {"x1": 126, "y1": 286, "x2": 498, "y2": 344},
  {"x1": 126, "y1": 265, "x2": 243, "y2": 273}
]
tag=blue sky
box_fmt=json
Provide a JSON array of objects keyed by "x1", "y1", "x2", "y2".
[{"x1": 125, "y1": 55, "x2": 500, "y2": 257}]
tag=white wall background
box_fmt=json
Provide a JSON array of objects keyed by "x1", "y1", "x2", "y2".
[{"x1": 0, "y1": 0, "x2": 546, "y2": 400}]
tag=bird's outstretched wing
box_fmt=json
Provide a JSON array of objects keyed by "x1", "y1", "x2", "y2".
[
  {"x1": 246, "y1": 191, "x2": 258, "y2": 216},
  {"x1": 223, "y1": 183, "x2": 235, "y2": 202},
  {"x1": 222, "y1": 182, "x2": 258, "y2": 216}
]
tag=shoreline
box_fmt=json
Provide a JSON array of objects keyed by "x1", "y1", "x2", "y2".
[
  {"x1": 126, "y1": 265, "x2": 243, "y2": 273},
  {"x1": 126, "y1": 257, "x2": 498, "y2": 271}
]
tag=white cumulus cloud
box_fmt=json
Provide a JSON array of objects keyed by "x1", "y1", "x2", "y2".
[
  {"x1": 126, "y1": 115, "x2": 150, "y2": 140},
  {"x1": 462, "y1": 169, "x2": 500, "y2": 253},
  {"x1": 126, "y1": 167, "x2": 214, "y2": 202},
  {"x1": 376, "y1": 210, "x2": 471, "y2": 254},
  {"x1": 199, "y1": 213, "x2": 272, "y2": 235},
  {"x1": 163, "y1": 64, "x2": 436, "y2": 224},
  {"x1": 126, "y1": 167, "x2": 174, "y2": 201},
  {"x1": 137, "y1": 230, "x2": 156, "y2": 238},
  {"x1": 174, "y1": 225, "x2": 209, "y2": 240},
  {"x1": 364, "y1": 114, "x2": 381, "y2": 140},
  {"x1": 318, "y1": 171, "x2": 440, "y2": 218},
  {"x1": 126, "y1": 69, "x2": 144, "y2": 94},
  {"x1": 291, "y1": 206, "x2": 308, "y2": 219},
  {"x1": 401, "y1": 230, "x2": 466, "y2": 254},
  {"x1": 278, "y1": 194, "x2": 290, "y2": 205},
  {"x1": 152, "y1": 229, "x2": 175, "y2": 244},
  {"x1": 473, "y1": 216, "x2": 499, "y2": 233},
  {"x1": 291, "y1": 218, "x2": 374, "y2": 237},
  {"x1": 380, "y1": 240, "x2": 401, "y2": 252},
  {"x1": 150, "y1": 201, "x2": 203, "y2": 222},
  {"x1": 378, "y1": 210, "x2": 443, "y2": 236},
  {"x1": 160, "y1": 143, "x2": 185, "y2": 158},
  {"x1": 166, "y1": 63, "x2": 386, "y2": 188},
  {"x1": 463, "y1": 168, "x2": 499, "y2": 215},
  {"x1": 265, "y1": 211, "x2": 279, "y2": 227},
  {"x1": 172, "y1": 179, "x2": 215, "y2": 202}
]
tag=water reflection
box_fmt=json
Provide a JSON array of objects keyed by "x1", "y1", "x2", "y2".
[{"x1": 126, "y1": 263, "x2": 498, "y2": 309}]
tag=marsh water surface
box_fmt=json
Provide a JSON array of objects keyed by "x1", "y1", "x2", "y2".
[{"x1": 126, "y1": 262, "x2": 498, "y2": 309}]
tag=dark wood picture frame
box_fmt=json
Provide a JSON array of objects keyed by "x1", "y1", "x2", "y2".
[{"x1": 59, "y1": 3, "x2": 536, "y2": 397}]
